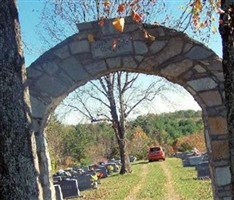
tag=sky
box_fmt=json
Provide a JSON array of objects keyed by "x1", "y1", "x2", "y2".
[{"x1": 17, "y1": 0, "x2": 222, "y2": 125}]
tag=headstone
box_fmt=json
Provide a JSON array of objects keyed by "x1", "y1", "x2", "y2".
[
  {"x1": 54, "y1": 184, "x2": 64, "y2": 200},
  {"x1": 188, "y1": 156, "x2": 204, "y2": 166},
  {"x1": 196, "y1": 161, "x2": 210, "y2": 179},
  {"x1": 56, "y1": 179, "x2": 81, "y2": 198},
  {"x1": 95, "y1": 167, "x2": 108, "y2": 178},
  {"x1": 74, "y1": 174, "x2": 93, "y2": 191},
  {"x1": 106, "y1": 163, "x2": 119, "y2": 172},
  {"x1": 53, "y1": 176, "x2": 62, "y2": 183},
  {"x1": 175, "y1": 152, "x2": 194, "y2": 160},
  {"x1": 129, "y1": 156, "x2": 137, "y2": 162}
]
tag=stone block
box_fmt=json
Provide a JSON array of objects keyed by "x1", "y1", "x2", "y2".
[
  {"x1": 188, "y1": 156, "x2": 204, "y2": 166},
  {"x1": 73, "y1": 174, "x2": 92, "y2": 191},
  {"x1": 187, "y1": 77, "x2": 217, "y2": 91},
  {"x1": 149, "y1": 40, "x2": 167, "y2": 54},
  {"x1": 54, "y1": 45, "x2": 70, "y2": 59},
  {"x1": 161, "y1": 59, "x2": 193, "y2": 77},
  {"x1": 134, "y1": 41, "x2": 148, "y2": 55},
  {"x1": 215, "y1": 167, "x2": 231, "y2": 186},
  {"x1": 199, "y1": 91, "x2": 223, "y2": 107},
  {"x1": 208, "y1": 117, "x2": 228, "y2": 135},
  {"x1": 69, "y1": 40, "x2": 90, "y2": 54},
  {"x1": 59, "y1": 56, "x2": 89, "y2": 82},
  {"x1": 30, "y1": 96, "x2": 47, "y2": 119},
  {"x1": 185, "y1": 46, "x2": 213, "y2": 60},
  {"x1": 35, "y1": 74, "x2": 67, "y2": 97},
  {"x1": 211, "y1": 140, "x2": 229, "y2": 160},
  {"x1": 56, "y1": 179, "x2": 81, "y2": 199},
  {"x1": 91, "y1": 35, "x2": 133, "y2": 59}
]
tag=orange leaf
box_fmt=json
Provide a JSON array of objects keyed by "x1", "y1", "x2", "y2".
[
  {"x1": 112, "y1": 18, "x2": 125, "y2": 32},
  {"x1": 103, "y1": 1, "x2": 110, "y2": 7},
  {"x1": 131, "y1": 10, "x2": 142, "y2": 23},
  {"x1": 117, "y1": 3, "x2": 125, "y2": 13},
  {"x1": 143, "y1": 29, "x2": 155, "y2": 41}
]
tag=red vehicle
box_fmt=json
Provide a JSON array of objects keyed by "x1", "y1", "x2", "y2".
[{"x1": 148, "y1": 146, "x2": 165, "y2": 162}]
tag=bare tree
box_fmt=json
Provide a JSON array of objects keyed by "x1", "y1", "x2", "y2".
[
  {"x1": 0, "y1": 1, "x2": 39, "y2": 199},
  {"x1": 59, "y1": 72, "x2": 170, "y2": 174}
]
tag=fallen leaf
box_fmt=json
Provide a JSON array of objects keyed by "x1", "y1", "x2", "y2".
[{"x1": 112, "y1": 18, "x2": 125, "y2": 32}]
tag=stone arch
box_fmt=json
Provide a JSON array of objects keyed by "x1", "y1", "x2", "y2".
[{"x1": 27, "y1": 17, "x2": 231, "y2": 199}]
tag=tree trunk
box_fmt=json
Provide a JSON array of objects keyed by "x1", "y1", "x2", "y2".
[
  {"x1": 219, "y1": 0, "x2": 234, "y2": 196},
  {"x1": 0, "y1": 1, "x2": 39, "y2": 199}
]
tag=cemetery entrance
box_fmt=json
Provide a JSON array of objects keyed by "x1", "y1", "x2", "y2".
[{"x1": 27, "y1": 17, "x2": 231, "y2": 199}]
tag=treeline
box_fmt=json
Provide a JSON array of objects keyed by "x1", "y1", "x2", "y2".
[{"x1": 46, "y1": 110, "x2": 204, "y2": 171}]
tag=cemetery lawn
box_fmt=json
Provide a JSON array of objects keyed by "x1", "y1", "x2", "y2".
[{"x1": 77, "y1": 158, "x2": 213, "y2": 200}]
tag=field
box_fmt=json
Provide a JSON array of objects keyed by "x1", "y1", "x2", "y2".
[{"x1": 75, "y1": 158, "x2": 212, "y2": 200}]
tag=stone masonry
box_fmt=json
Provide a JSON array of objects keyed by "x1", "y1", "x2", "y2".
[{"x1": 27, "y1": 16, "x2": 231, "y2": 200}]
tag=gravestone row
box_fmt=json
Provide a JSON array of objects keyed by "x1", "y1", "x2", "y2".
[
  {"x1": 53, "y1": 163, "x2": 121, "y2": 199},
  {"x1": 176, "y1": 152, "x2": 210, "y2": 179}
]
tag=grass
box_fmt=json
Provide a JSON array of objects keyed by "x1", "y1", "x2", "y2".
[
  {"x1": 136, "y1": 161, "x2": 167, "y2": 199},
  {"x1": 166, "y1": 158, "x2": 213, "y2": 200},
  {"x1": 72, "y1": 158, "x2": 213, "y2": 200}
]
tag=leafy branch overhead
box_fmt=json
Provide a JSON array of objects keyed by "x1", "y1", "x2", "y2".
[{"x1": 99, "y1": 0, "x2": 222, "y2": 36}]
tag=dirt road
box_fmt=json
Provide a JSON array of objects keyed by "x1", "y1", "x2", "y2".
[{"x1": 124, "y1": 161, "x2": 182, "y2": 200}]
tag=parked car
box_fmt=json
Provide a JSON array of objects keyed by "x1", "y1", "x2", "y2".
[{"x1": 148, "y1": 146, "x2": 165, "y2": 162}]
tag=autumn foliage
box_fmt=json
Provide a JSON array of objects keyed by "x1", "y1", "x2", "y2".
[{"x1": 172, "y1": 132, "x2": 207, "y2": 153}]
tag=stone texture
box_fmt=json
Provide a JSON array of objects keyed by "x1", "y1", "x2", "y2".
[
  {"x1": 76, "y1": 22, "x2": 93, "y2": 31},
  {"x1": 211, "y1": 140, "x2": 229, "y2": 160},
  {"x1": 69, "y1": 40, "x2": 90, "y2": 54},
  {"x1": 199, "y1": 91, "x2": 223, "y2": 107},
  {"x1": 134, "y1": 41, "x2": 148, "y2": 55},
  {"x1": 122, "y1": 56, "x2": 137, "y2": 68},
  {"x1": 215, "y1": 167, "x2": 231, "y2": 186},
  {"x1": 194, "y1": 65, "x2": 206, "y2": 73},
  {"x1": 161, "y1": 59, "x2": 193, "y2": 77},
  {"x1": 187, "y1": 77, "x2": 217, "y2": 91},
  {"x1": 183, "y1": 43, "x2": 193, "y2": 53},
  {"x1": 84, "y1": 60, "x2": 107, "y2": 75},
  {"x1": 41, "y1": 62, "x2": 59, "y2": 76},
  {"x1": 30, "y1": 96, "x2": 47, "y2": 119},
  {"x1": 35, "y1": 74, "x2": 67, "y2": 97},
  {"x1": 106, "y1": 57, "x2": 121, "y2": 69},
  {"x1": 151, "y1": 37, "x2": 184, "y2": 67},
  {"x1": 186, "y1": 46, "x2": 213, "y2": 60},
  {"x1": 27, "y1": 66, "x2": 42, "y2": 78},
  {"x1": 91, "y1": 35, "x2": 133, "y2": 59},
  {"x1": 54, "y1": 45, "x2": 70, "y2": 59},
  {"x1": 100, "y1": 19, "x2": 120, "y2": 35},
  {"x1": 149, "y1": 40, "x2": 167, "y2": 54},
  {"x1": 208, "y1": 117, "x2": 228, "y2": 135},
  {"x1": 59, "y1": 56, "x2": 89, "y2": 82}
]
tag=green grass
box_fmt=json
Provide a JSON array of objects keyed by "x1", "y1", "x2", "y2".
[
  {"x1": 72, "y1": 158, "x2": 213, "y2": 200},
  {"x1": 80, "y1": 162, "x2": 143, "y2": 200},
  {"x1": 136, "y1": 161, "x2": 167, "y2": 199},
  {"x1": 166, "y1": 158, "x2": 213, "y2": 200}
]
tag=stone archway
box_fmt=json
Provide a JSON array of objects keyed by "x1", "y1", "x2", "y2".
[{"x1": 27, "y1": 17, "x2": 231, "y2": 199}]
